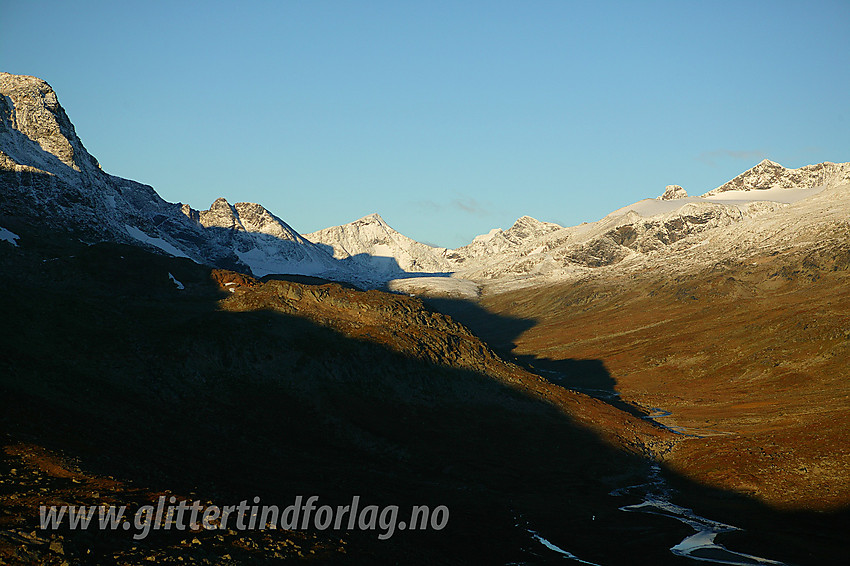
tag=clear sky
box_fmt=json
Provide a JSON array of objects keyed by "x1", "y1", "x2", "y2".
[{"x1": 2, "y1": 0, "x2": 848, "y2": 248}]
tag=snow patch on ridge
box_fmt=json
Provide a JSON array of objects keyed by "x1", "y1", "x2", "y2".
[
  {"x1": 167, "y1": 273, "x2": 184, "y2": 290},
  {"x1": 607, "y1": 184, "x2": 825, "y2": 220},
  {"x1": 124, "y1": 225, "x2": 191, "y2": 259},
  {"x1": 0, "y1": 226, "x2": 20, "y2": 246}
]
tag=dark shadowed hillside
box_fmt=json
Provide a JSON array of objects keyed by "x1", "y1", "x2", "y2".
[{"x1": 1, "y1": 223, "x2": 687, "y2": 565}]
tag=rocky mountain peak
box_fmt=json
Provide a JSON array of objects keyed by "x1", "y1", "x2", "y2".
[
  {"x1": 658, "y1": 185, "x2": 688, "y2": 200},
  {"x1": 198, "y1": 197, "x2": 243, "y2": 231},
  {"x1": 449, "y1": 215, "x2": 562, "y2": 266},
  {"x1": 232, "y1": 202, "x2": 301, "y2": 242},
  {"x1": 702, "y1": 159, "x2": 845, "y2": 196},
  {"x1": 185, "y1": 198, "x2": 302, "y2": 242},
  {"x1": 210, "y1": 196, "x2": 232, "y2": 210},
  {"x1": 354, "y1": 213, "x2": 387, "y2": 226},
  {"x1": 503, "y1": 215, "x2": 562, "y2": 242},
  {"x1": 513, "y1": 215, "x2": 543, "y2": 226},
  {"x1": 0, "y1": 72, "x2": 100, "y2": 178}
]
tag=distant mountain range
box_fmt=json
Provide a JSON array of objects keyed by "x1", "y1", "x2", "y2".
[{"x1": 2, "y1": 71, "x2": 848, "y2": 291}]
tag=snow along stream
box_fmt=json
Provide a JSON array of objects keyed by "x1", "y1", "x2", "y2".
[
  {"x1": 610, "y1": 463, "x2": 785, "y2": 565},
  {"x1": 523, "y1": 460, "x2": 786, "y2": 565},
  {"x1": 529, "y1": 368, "x2": 786, "y2": 564}
]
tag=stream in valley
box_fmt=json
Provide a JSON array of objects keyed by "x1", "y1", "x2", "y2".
[
  {"x1": 524, "y1": 370, "x2": 787, "y2": 565},
  {"x1": 523, "y1": 461, "x2": 787, "y2": 565},
  {"x1": 609, "y1": 462, "x2": 785, "y2": 565}
]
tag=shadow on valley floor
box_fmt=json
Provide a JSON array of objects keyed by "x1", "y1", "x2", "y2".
[
  {"x1": 0, "y1": 224, "x2": 847, "y2": 566},
  {"x1": 415, "y1": 294, "x2": 850, "y2": 565},
  {"x1": 418, "y1": 296, "x2": 537, "y2": 353},
  {"x1": 419, "y1": 298, "x2": 650, "y2": 419},
  {"x1": 506, "y1": 356, "x2": 652, "y2": 420}
]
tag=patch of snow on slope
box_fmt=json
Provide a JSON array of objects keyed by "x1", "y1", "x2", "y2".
[
  {"x1": 703, "y1": 184, "x2": 826, "y2": 204},
  {"x1": 371, "y1": 243, "x2": 395, "y2": 258},
  {"x1": 0, "y1": 227, "x2": 20, "y2": 246},
  {"x1": 125, "y1": 225, "x2": 191, "y2": 259},
  {"x1": 387, "y1": 276, "x2": 480, "y2": 300},
  {"x1": 168, "y1": 273, "x2": 184, "y2": 290}
]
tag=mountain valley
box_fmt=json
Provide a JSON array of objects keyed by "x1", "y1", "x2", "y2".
[{"x1": 2, "y1": 71, "x2": 849, "y2": 564}]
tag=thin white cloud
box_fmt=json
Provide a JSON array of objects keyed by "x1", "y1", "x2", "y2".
[
  {"x1": 451, "y1": 197, "x2": 490, "y2": 217},
  {"x1": 414, "y1": 196, "x2": 493, "y2": 217}
]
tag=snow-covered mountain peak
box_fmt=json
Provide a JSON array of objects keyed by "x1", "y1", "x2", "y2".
[
  {"x1": 232, "y1": 202, "x2": 303, "y2": 243},
  {"x1": 513, "y1": 215, "x2": 546, "y2": 226},
  {"x1": 462, "y1": 215, "x2": 559, "y2": 248},
  {"x1": 350, "y1": 212, "x2": 389, "y2": 226},
  {"x1": 305, "y1": 213, "x2": 451, "y2": 277},
  {"x1": 447, "y1": 216, "x2": 562, "y2": 267},
  {"x1": 182, "y1": 198, "x2": 311, "y2": 246},
  {"x1": 702, "y1": 160, "x2": 849, "y2": 196}
]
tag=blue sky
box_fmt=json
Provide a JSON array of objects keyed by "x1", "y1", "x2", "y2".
[{"x1": 2, "y1": 0, "x2": 848, "y2": 247}]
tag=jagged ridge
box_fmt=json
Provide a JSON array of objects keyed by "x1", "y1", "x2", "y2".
[{"x1": 0, "y1": 72, "x2": 342, "y2": 279}]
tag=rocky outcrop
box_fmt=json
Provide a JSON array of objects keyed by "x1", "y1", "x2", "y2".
[{"x1": 658, "y1": 184, "x2": 687, "y2": 200}]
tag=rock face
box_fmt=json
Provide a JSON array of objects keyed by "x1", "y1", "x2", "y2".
[
  {"x1": 1, "y1": 73, "x2": 164, "y2": 240},
  {"x1": 658, "y1": 184, "x2": 688, "y2": 200},
  {"x1": 0, "y1": 72, "x2": 340, "y2": 278}
]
